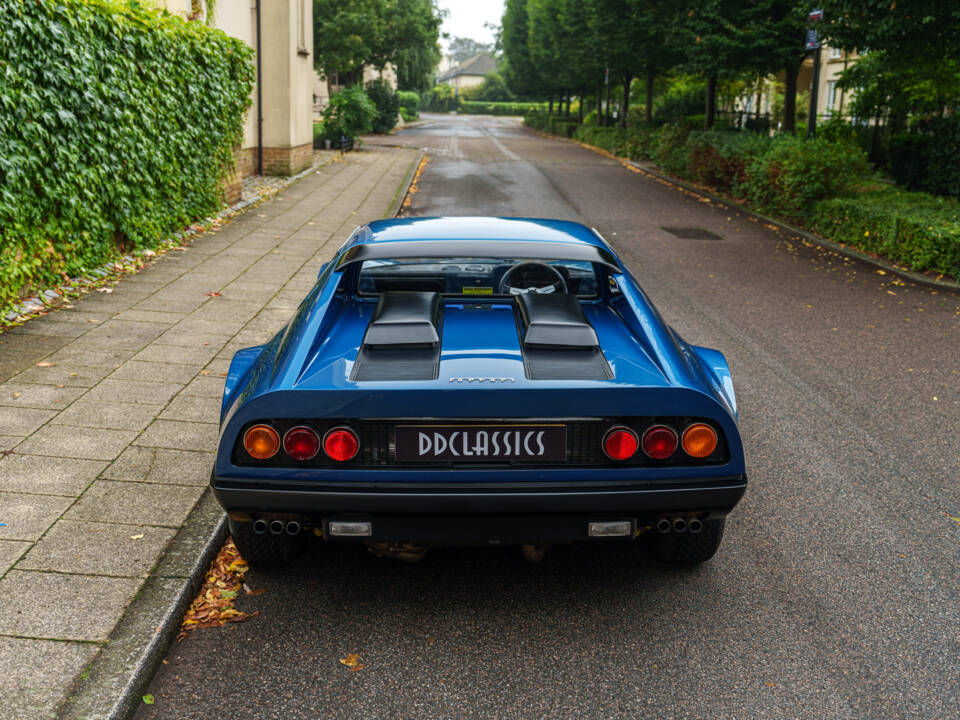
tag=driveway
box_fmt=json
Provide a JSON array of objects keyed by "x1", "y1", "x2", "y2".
[{"x1": 136, "y1": 113, "x2": 960, "y2": 720}]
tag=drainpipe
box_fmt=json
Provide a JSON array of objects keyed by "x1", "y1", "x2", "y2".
[{"x1": 256, "y1": 0, "x2": 263, "y2": 175}]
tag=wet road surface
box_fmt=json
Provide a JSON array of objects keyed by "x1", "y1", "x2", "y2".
[{"x1": 136, "y1": 114, "x2": 960, "y2": 720}]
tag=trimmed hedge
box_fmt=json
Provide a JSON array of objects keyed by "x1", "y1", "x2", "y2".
[
  {"x1": 0, "y1": 0, "x2": 254, "y2": 314},
  {"x1": 460, "y1": 101, "x2": 548, "y2": 116},
  {"x1": 811, "y1": 189, "x2": 960, "y2": 278},
  {"x1": 365, "y1": 79, "x2": 400, "y2": 134}
]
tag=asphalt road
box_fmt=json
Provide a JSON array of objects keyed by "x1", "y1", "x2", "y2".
[{"x1": 135, "y1": 114, "x2": 960, "y2": 720}]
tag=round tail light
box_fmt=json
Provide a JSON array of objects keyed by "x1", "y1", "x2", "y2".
[
  {"x1": 283, "y1": 426, "x2": 321, "y2": 461},
  {"x1": 323, "y1": 427, "x2": 359, "y2": 462},
  {"x1": 641, "y1": 425, "x2": 677, "y2": 460},
  {"x1": 243, "y1": 424, "x2": 280, "y2": 460},
  {"x1": 602, "y1": 427, "x2": 638, "y2": 461},
  {"x1": 682, "y1": 423, "x2": 718, "y2": 458}
]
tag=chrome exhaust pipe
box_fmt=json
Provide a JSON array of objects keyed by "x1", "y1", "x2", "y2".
[
  {"x1": 672, "y1": 517, "x2": 687, "y2": 533},
  {"x1": 252, "y1": 519, "x2": 268, "y2": 534},
  {"x1": 269, "y1": 519, "x2": 284, "y2": 535},
  {"x1": 285, "y1": 520, "x2": 301, "y2": 536},
  {"x1": 688, "y1": 518, "x2": 703, "y2": 534},
  {"x1": 656, "y1": 518, "x2": 672, "y2": 534}
]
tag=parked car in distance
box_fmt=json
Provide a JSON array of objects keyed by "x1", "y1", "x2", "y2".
[{"x1": 213, "y1": 217, "x2": 746, "y2": 565}]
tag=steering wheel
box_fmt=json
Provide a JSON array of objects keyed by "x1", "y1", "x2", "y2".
[{"x1": 498, "y1": 262, "x2": 569, "y2": 295}]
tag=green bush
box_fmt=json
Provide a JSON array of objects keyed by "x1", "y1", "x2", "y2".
[
  {"x1": 400, "y1": 108, "x2": 419, "y2": 123},
  {"x1": 421, "y1": 84, "x2": 458, "y2": 112},
  {"x1": 811, "y1": 188, "x2": 960, "y2": 278},
  {"x1": 365, "y1": 79, "x2": 401, "y2": 134},
  {"x1": 684, "y1": 130, "x2": 771, "y2": 194},
  {"x1": 889, "y1": 117, "x2": 960, "y2": 198},
  {"x1": 461, "y1": 101, "x2": 548, "y2": 116},
  {"x1": 0, "y1": 0, "x2": 254, "y2": 315},
  {"x1": 652, "y1": 123, "x2": 695, "y2": 176},
  {"x1": 397, "y1": 90, "x2": 420, "y2": 116},
  {"x1": 582, "y1": 110, "x2": 598, "y2": 127},
  {"x1": 740, "y1": 135, "x2": 870, "y2": 218},
  {"x1": 463, "y1": 73, "x2": 516, "y2": 102},
  {"x1": 322, "y1": 86, "x2": 376, "y2": 141}
]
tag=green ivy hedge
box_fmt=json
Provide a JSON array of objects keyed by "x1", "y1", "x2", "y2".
[
  {"x1": 459, "y1": 101, "x2": 548, "y2": 116},
  {"x1": 0, "y1": 0, "x2": 255, "y2": 314}
]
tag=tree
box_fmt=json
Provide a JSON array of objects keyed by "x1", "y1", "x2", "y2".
[
  {"x1": 448, "y1": 36, "x2": 494, "y2": 63},
  {"x1": 501, "y1": 0, "x2": 539, "y2": 97},
  {"x1": 313, "y1": 0, "x2": 382, "y2": 86}
]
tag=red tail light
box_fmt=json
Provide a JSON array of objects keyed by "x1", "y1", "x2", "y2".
[
  {"x1": 323, "y1": 427, "x2": 359, "y2": 462},
  {"x1": 283, "y1": 426, "x2": 320, "y2": 461},
  {"x1": 641, "y1": 425, "x2": 677, "y2": 460},
  {"x1": 602, "y1": 427, "x2": 639, "y2": 461}
]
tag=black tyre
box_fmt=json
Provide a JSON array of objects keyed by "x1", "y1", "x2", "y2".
[
  {"x1": 653, "y1": 518, "x2": 725, "y2": 564},
  {"x1": 228, "y1": 516, "x2": 303, "y2": 564}
]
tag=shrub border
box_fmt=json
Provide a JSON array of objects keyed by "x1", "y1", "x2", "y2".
[{"x1": 526, "y1": 126, "x2": 960, "y2": 291}]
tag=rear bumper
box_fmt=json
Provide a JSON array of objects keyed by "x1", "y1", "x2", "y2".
[{"x1": 213, "y1": 475, "x2": 746, "y2": 521}]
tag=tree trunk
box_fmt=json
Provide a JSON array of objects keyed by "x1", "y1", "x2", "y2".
[
  {"x1": 783, "y1": 64, "x2": 798, "y2": 134},
  {"x1": 579, "y1": 85, "x2": 584, "y2": 123},
  {"x1": 548, "y1": 96, "x2": 553, "y2": 116},
  {"x1": 705, "y1": 73, "x2": 717, "y2": 129},
  {"x1": 621, "y1": 74, "x2": 632, "y2": 128},
  {"x1": 605, "y1": 80, "x2": 612, "y2": 127},
  {"x1": 645, "y1": 66, "x2": 655, "y2": 124},
  {"x1": 596, "y1": 81, "x2": 603, "y2": 125}
]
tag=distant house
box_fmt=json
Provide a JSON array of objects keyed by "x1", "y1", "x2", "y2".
[{"x1": 436, "y1": 52, "x2": 497, "y2": 93}]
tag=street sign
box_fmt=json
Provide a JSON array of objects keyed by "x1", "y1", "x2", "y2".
[
  {"x1": 805, "y1": 28, "x2": 820, "y2": 50},
  {"x1": 809, "y1": 8, "x2": 823, "y2": 22}
]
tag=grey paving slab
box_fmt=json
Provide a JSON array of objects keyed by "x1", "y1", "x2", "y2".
[
  {"x1": 0, "y1": 570, "x2": 140, "y2": 641},
  {"x1": 16, "y1": 425, "x2": 139, "y2": 461},
  {"x1": 132, "y1": 342, "x2": 221, "y2": 366},
  {"x1": 43, "y1": 309, "x2": 114, "y2": 325},
  {"x1": 0, "y1": 454, "x2": 106, "y2": 497},
  {"x1": 202, "y1": 358, "x2": 231, "y2": 375},
  {"x1": 108, "y1": 359, "x2": 201, "y2": 385},
  {"x1": 158, "y1": 394, "x2": 220, "y2": 423},
  {"x1": 65, "y1": 480, "x2": 205, "y2": 527},
  {"x1": 48, "y1": 346, "x2": 135, "y2": 368},
  {"x1": 0, "y1": 539, "x2": 30, "y2": 575},
  {"x1": 51, "y1": 399, "x2": 161, "y2": 432},
  {"x1": 10, "y1": 362, "x2": 113, "y2": 388},
  {"x1": 104, "y1": 447, "x2": 213, "y2": 486},
  {"x1": 19, "y1": 520, "x2": 176, "y2": 578},
  {"x1": 15, "y1": 319, "x2": 91, "y2": 338},
  {"x1": 0, "y1": 492, "x2": 73, "y2": 541},
  {"x1": 134, "y1": 420, "x2": 219, "y2": 453},
  {"x1": 113, "y1": 309, "x2": 186, "y2": 325},
  {"x1": 180, "y1": 375, "x2": 226, "y2": 398},
  {"x1": 154, "y1": 328, "x2": 232, "y2": 349},
  {"x1": 0, "y1": 637, "x2": 101, "y2": 720},
  {"x1": 84, "y1": 378, "x2": 182, "y2": 405},
  {"x1": 0, "y1": 406, "x2": 57, "y2": 436},
  {"x1": 0, "y1": 382, "x2": 86, "y2": 410},
  {"x1": 0, "y1": 436, "x2": 19, "y2": 452},
  {"x1": 170, "y1": 316, "x2": 249, "y2": 336}
]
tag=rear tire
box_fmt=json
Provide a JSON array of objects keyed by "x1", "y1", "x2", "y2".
[
  {"x1": 653, "y1": 518, "x2": 725, "y2": 564},
  {"x1": 228, "y1": 516, "x2": 303, "y2": 564}
]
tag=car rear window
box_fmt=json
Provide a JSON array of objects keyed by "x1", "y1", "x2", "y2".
[{"x1": 356, "y1": 257, "x2": 599, "y2": 297}]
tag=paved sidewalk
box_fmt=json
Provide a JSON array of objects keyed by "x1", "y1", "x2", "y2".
[{"x1": 0, "y1": 146, "x2": 418, "y2": 719}]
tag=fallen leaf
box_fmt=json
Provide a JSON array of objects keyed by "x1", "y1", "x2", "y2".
[
  {"x1": 205, "y1": 291, "x2": 222, "y2": 297},
  {"x1": 221, "y1": 590, "x2": 237, "y2": 599},
  {"x1": 68, "y1": 372, "x2": 78, "y2": 377},
  {"x1": 142, "y1": 694, "x2": 155, "y2": 705},
  {"x1": 340, "y1": 653, "x2": 364, "y2": 670},
  {"x1": 129, "y1": 533, "x2": 145, "y2": 540},
  {"x1": 35, "y1": 362, "x2": 55, "y2": 367},
  {"x1": 244, "y1": 584, "x2": 267, "y2": 596},
  {"x1": 764, "y1": 682, "x2": 776, "y2": 688},
  {"x1": 97, "y1": 288, "x2": 113, "y2": 294},
  {"x1": 11, "y1": 393, "x2": 20, "y2": 399}
]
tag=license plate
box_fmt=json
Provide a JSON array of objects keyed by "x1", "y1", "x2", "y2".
[{"x1": 396, "y1": 424, "x2": 566, "y2": 462}]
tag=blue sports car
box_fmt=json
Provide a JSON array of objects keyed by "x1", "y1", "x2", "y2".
[{"x1": 213, "y1": 217, "x2": 746, "y2": 564}]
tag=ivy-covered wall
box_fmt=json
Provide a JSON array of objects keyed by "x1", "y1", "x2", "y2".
[{"x1": 0, "y1": 0, "x2": 255, "y2": 314}]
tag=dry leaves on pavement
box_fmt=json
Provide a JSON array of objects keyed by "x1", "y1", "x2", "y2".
[
  {"x1": 177, "y1": 537, "x2": 259, "y2": 641},
  {"x1": 340, "y1": 653, "x2": 365, "y2": 671}
]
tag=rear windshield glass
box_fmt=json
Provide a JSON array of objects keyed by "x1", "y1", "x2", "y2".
[{"x1": 357, "y1": 257, "x2": 600, "y2": 297}]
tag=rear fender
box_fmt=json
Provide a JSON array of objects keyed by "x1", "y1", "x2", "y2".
[
  {"x1": 221, "y1": 346, "x2": 265, "y2": 423},
  {"x1": 692, "y1": 346, "x2": 737, "y2": 419}
]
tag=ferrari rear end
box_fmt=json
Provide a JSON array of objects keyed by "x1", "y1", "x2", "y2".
[{"x1": 211, "y1": 217, "x2": 746, "y2": 565}]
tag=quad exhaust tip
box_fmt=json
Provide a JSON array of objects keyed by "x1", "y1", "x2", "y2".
[
  {"x1": 658, "y1": 515, "x2": 704, "y2": 534},
  {"x1": 252, "y1": 519, "x2": 268, "y2": 534}
]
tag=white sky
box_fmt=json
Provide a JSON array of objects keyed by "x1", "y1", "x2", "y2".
[{"x1": 437, "y1": 0, "x2": 505, "y2": 52}]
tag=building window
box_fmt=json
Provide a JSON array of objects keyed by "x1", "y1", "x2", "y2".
[
  {"x1": 830, "y1": 46, "x2": 843, "y2": 59},
  {"x1": 825, "y1": 80, "x2": 837, "y2": 114}
]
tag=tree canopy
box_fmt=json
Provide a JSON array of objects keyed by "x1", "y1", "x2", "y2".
[{"x1": 447, "y1": 36, "x2": 494, "y2": 63}]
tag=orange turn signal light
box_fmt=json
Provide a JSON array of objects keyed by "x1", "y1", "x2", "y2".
[
  {"x1": 681, "y1": 423, "x2": 718, "y2": 458},
  {"x1": 243, "y1": 424, "x2": 280, "y2": 460}
]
